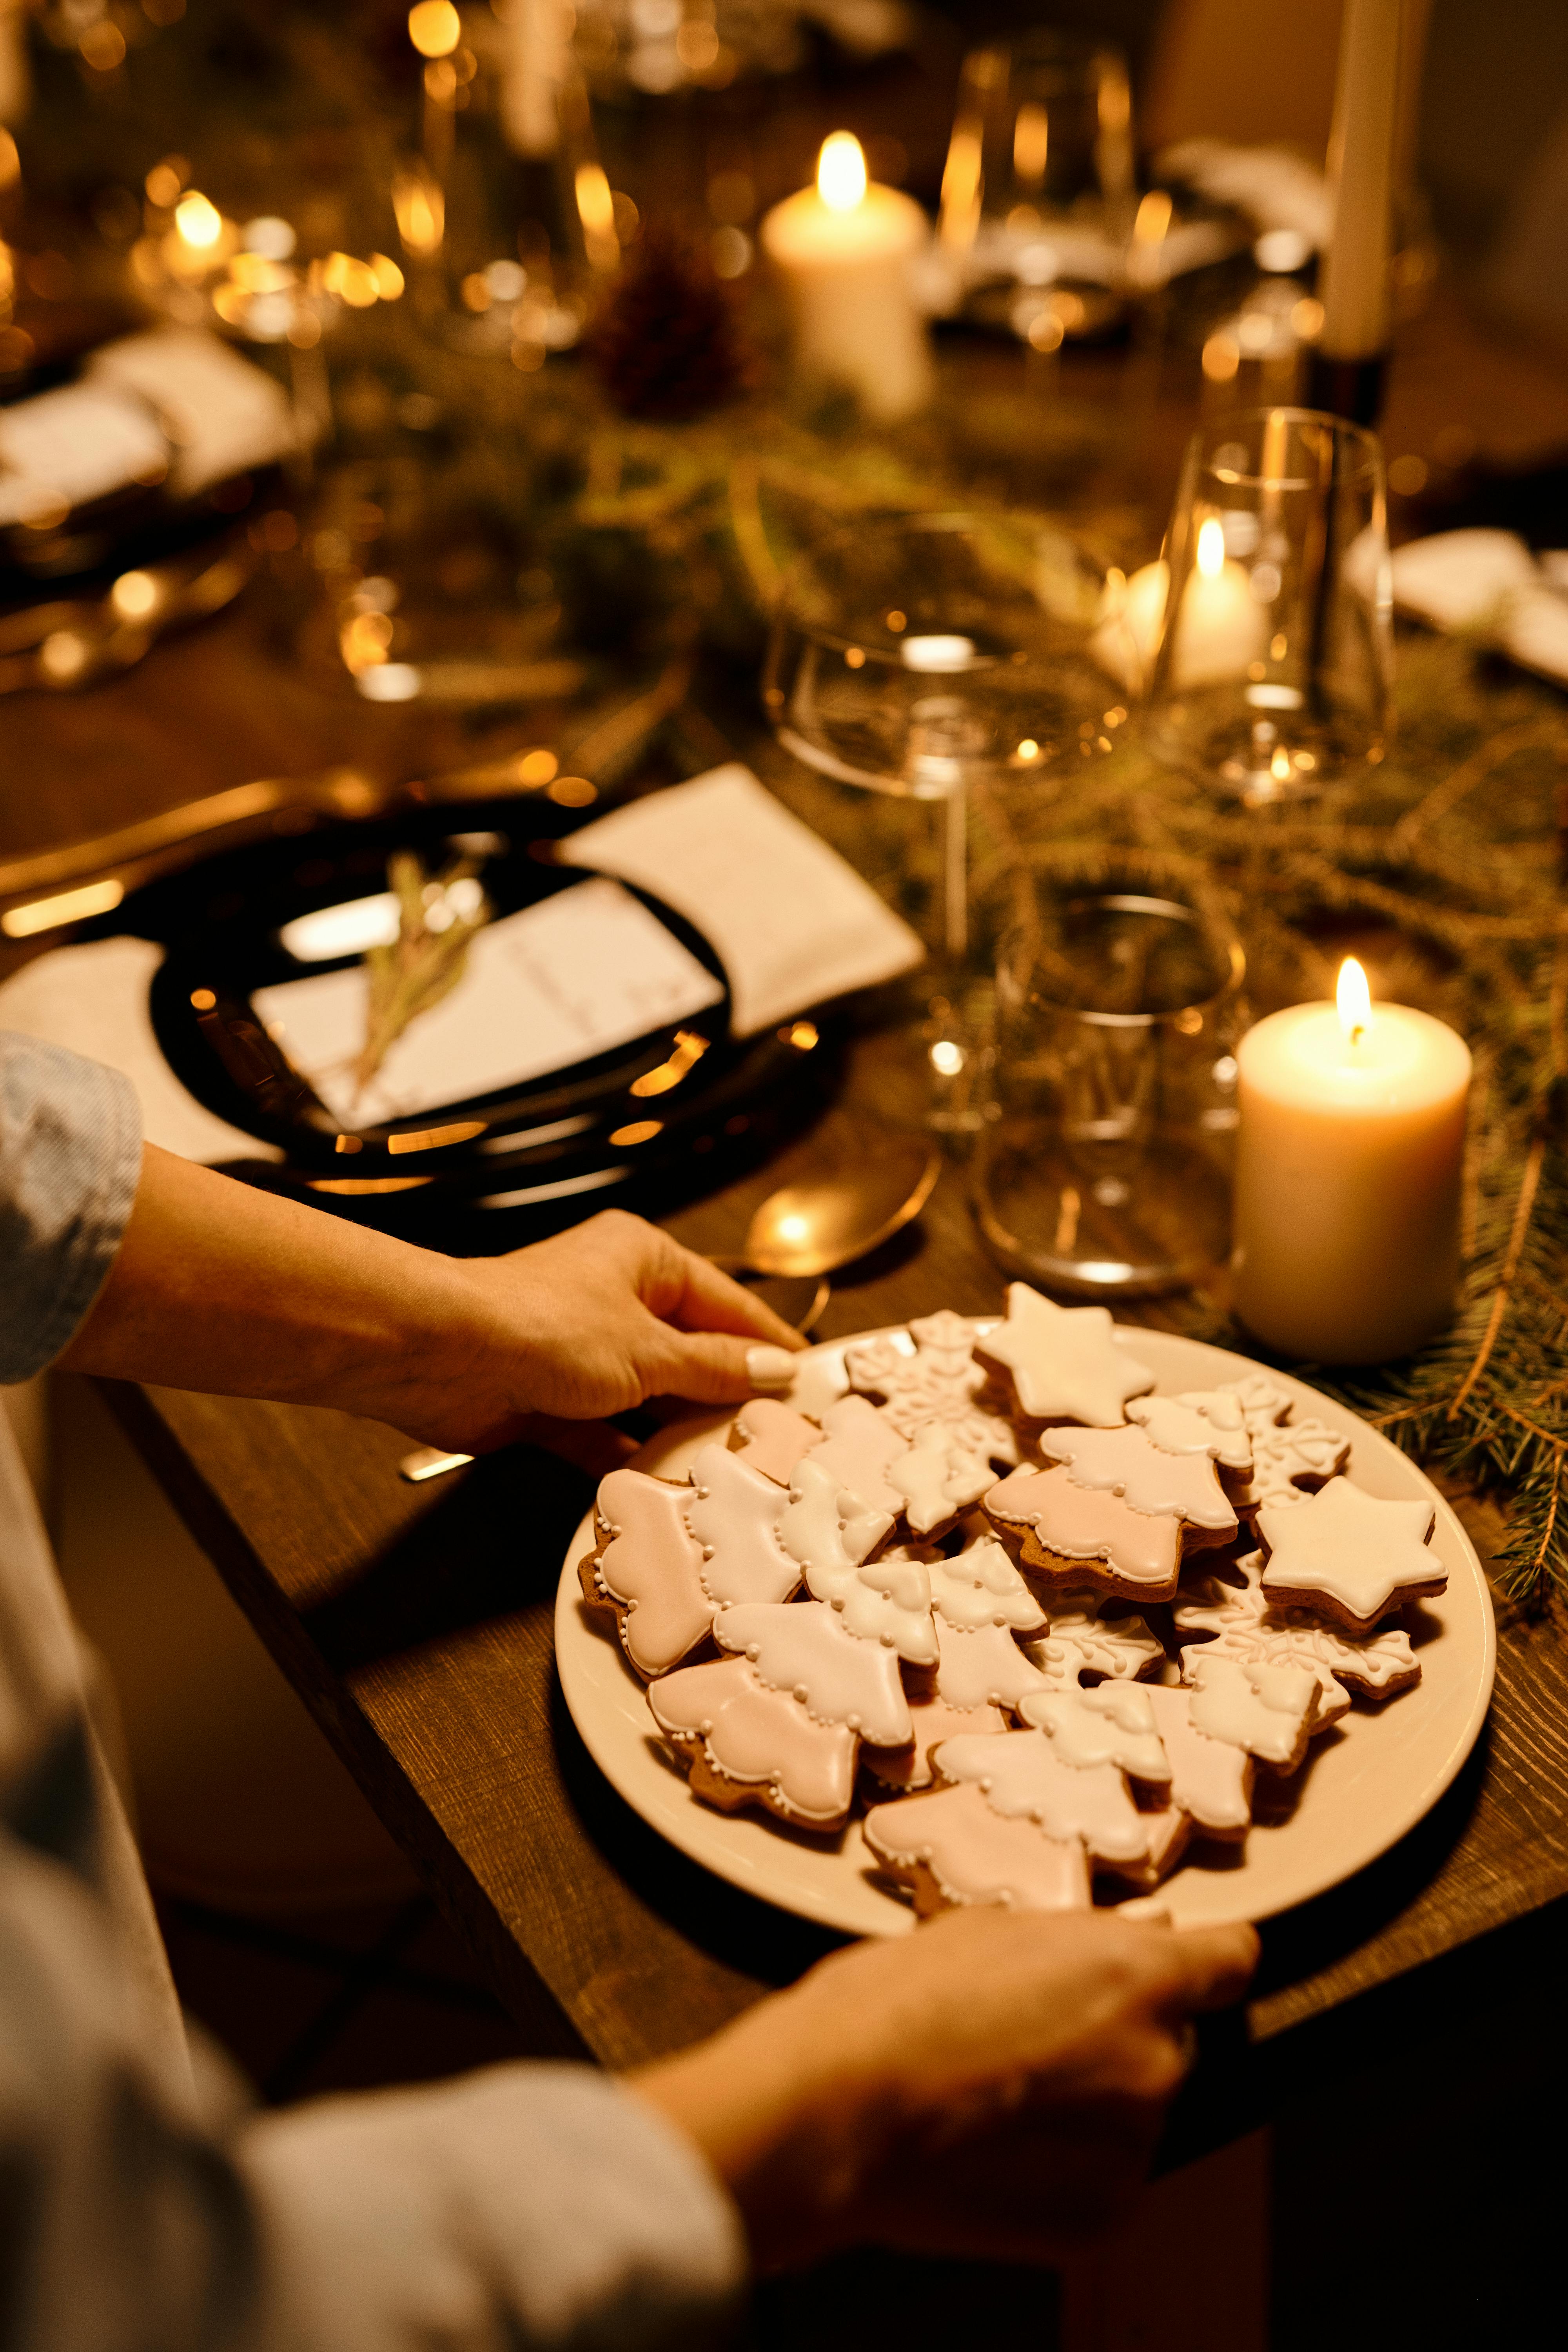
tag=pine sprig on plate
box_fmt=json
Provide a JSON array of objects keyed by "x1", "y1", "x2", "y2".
[{"x1": 355, "y1": 852, "x2": 490, "y2": 1099}]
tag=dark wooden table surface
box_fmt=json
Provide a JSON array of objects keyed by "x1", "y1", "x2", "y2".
[{"x1": 10, "y1": 290, "x2": 1568, "y2": 2155}]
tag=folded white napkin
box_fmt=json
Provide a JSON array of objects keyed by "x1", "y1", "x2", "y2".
[
  {"x1": 1390, "y1": 528, "x2": 1568, "y2": 686},
  {"x1": 0, "y1": 936, "x2": 273, "y2": 1164},
  {"x1": 562, "y1": 764, "x2": 926, "y2": 1037}
]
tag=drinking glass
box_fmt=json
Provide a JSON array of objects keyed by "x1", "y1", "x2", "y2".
[
  {"x1": 764, "y1": 509, "x2": 1122, "y2": 1129},
  {"x1": 1140, "y1": 408, "x2": 1393, "y2": 804},
  {"x1": 936, "y1": 32, "x2": 1136, "y2": 341},
  {"x1": 972, "y1": 890, "x2": 1245, "y2": 1294}
]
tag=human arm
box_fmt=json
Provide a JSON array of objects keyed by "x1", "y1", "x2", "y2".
[
  {"x1": 54, "y1": 1140, "x2": 803, "y2": 1447},
  {"x1": 630, "y1": 1905, "x2": 1259, "y2": 2270}
]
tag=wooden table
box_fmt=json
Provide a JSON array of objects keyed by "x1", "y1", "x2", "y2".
[{"x1": 9, "y1": 292, "x2": 1568, "y2": 2263}]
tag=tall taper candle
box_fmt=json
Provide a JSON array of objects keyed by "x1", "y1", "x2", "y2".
[{"x1": 1312, "y1": 0, "x2": 1400, "y2": 424}]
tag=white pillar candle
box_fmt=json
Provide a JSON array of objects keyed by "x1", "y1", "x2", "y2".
[
  {"x1": 1232, "y1": 959, "x2": 1471, "y2": 1364},
  {"x1": 1320, "y1": 0, "x2": 1401, "y2": 363},
  {"x1": 760, "y1": 132, "x2": 933, "y2": 423},
  {"x1": 1093, "y1": 522, "x2": 1267, "y2": 693}
]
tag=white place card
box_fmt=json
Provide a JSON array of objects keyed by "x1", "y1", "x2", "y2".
[
  {"x1": 562, "y1": 764, "x2": 925, "y2": 1037},
  {"x1": 252, "y1": 876, "x2": 725, "y2": 1128}
]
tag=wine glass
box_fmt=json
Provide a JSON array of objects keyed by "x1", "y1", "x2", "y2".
[{"x1": 1140, "y1": 407, "x2": 1394, "y2": 805}]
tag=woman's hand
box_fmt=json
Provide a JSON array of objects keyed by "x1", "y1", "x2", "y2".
[
  {"x1": 423, "y1": 1210, "x2": 806, "y2": 1447},
  {"x1": 629, "y1": 1906, "x2": 1258, "y2": 2270},
  {"x1": 62, "y1": 1152, "x2": 805, "y2": 1446}
]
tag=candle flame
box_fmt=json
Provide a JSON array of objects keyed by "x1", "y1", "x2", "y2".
[
  {"x1": 407, "y1": 1, "x2": 459, "y2": 58},
  {"x1": 1196, "y1": 517, "x2": 1225, "y2": 579},
  {"x1": 175, "y1": 192, "x2": 222, "y2": 250},
  {"x1": 818, "y1": 132, "x2": 867, "y2": 213},
  {"x1": 1337, "y1": 956, "x2": 1372, "y2": 1042}
]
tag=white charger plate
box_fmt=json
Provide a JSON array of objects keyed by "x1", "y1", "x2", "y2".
[{"x1": 554, "y1": 1323, "x2": 1495, "y2": 1936}]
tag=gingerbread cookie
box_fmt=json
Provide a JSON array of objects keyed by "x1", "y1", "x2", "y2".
[
  {"x1": 1037, "y1": 1421, "x2": 1238, "y2": 1546},
  {"x1": 975, "y1": 1283, "x2": 1155, "y2": 1427},
  {"x1": 711, "y1": 1600, "x2": 913, "y2": 1747},
  {"x1": 648, "y1": 1656, "x2": 857, "y2": 1829},
  {"x1": 1216, "y1": 1375, "x2": 1350, "y2": 1512},
  {"x1": 1141, "y1": 1682, "x2": 1253, "y2": 1842},
  {"x1": 984, "y1": 1462, "x2": 1193, "y2": 1604},
  {"x1": 931, "y1": 1730, "x2": 1160, "y2": 1879},
  {"x1": 1256, "y1": 1476, "x2": 1445, "y2": 1633},
  {"x1": 777, "y1": 1454, "x2": 894, "y2": 1585},
  {"x1": 864, "y1": 1781, "x2": 1092, "y2": 1916},
  {"x1": 927, "y1": 1535, "x2": 1048, "y2": 1636},
  {"x1": 888, "y1": 1426, "x2": 997, "y2": 1537},
  {"x1": 580, "y1": 1467, "x2": 713, "y2": 1679},
  {"x1": 932, "y1": 1613, "x2": 1052, "y2": 1713},
  {"x1": 1024, "y1": 1592, "x2": 1167, "y2": 1690},
  {"x1": 729, "y1": 1397, "x2": 823, "y2": 1486},
  {"x1": 810, "y1": 1394, "x2": 914, "y2": 1517},
  {"x1": 1126, "y1": 1389, "x2": 1253, "y2": 1478},
  {"x1": 844, "y1": 1311, "x2": 1020, "y2": 1470},
  {"x1": 686, "y1": 1442, "x2": 802, "y2": 1607},
  {"x1": 1016, "y1": 1681, "x2": 1173, "y2": 1795},
  {"x1": 1182, "y1": 1651, "x2": 1319, "y2": 1775},
  {"x1": 1174, "y1": 1549, "x2": 1420, "y2": 1717},
  {"x1": 774, "y1": 1457, "x2": 937, "y2": 1660}
]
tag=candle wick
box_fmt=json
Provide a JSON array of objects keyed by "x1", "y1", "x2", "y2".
[{"x1": 1349, "y1": 1021, "x2": 1366, "y2": 1045}]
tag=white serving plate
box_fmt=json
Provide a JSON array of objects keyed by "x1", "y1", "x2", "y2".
[{"x1": 554, "y1": 1324, "x2": 1495, "y2": 1936}]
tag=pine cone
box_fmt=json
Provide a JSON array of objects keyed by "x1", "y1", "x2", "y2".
[{"x1": 588, "y1": 227, "x2": 751, "y2": 421}]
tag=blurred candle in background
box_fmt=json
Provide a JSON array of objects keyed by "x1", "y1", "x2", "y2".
[
  {"x1": 760, "y1": 133, "x2": 934, "y2": 421},
  {"x1": 1232, "y1": 958, "x2": 1471, "y2": 1364}
]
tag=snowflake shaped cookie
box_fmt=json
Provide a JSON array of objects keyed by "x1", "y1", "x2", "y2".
[
  {"x1": 844, "y1": 1312, "x2": 1020, "y2": 1468},
  {"x1": 1022, "y1": 1592, "x2": 1167, "y2": 1689},
  {"x1": 1257, "y1": 1476, "x2": 1445, "y2": 1632},
  {"x1": 1206, "y1": 1375, "x2": 1350, "y2": 1512},
  {"x1": 1174, "y1": 1551, "x2": 1420, "y2": 1718},
  {"x1": 975, "y1": 1283, "x2": 1155, "y2": 1426}
]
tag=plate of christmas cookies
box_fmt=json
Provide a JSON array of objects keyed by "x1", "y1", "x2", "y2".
[{"x1": 554, "y1": 1290, "x2": 1495, "y2": 1934}]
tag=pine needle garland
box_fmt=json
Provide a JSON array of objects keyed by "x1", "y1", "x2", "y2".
[{"x1": 356, "y1": 852, "x2": 490, "y2": 1099}]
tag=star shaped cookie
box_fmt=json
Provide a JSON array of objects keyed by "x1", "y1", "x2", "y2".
[
  {"x1": 1257, "y1": 1476, "x2": 1445, "y2": 1633},
  {"x1": 976, "y1": 1283, "x2": 1155, "y2": 1425}
]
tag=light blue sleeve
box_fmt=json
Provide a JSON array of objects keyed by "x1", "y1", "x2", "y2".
[{"x1": 0, "y1": 1033, "x2": 142, "y2": 1384}]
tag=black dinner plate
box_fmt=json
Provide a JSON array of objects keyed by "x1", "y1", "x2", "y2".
[{"x1": 129, "y1": 793, "x2": 837, "y2": 1246}]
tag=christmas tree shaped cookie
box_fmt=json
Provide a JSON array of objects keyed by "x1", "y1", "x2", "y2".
[
  {"x1": 1183, "y1": 1651, "x2": 1319, "y2": 1774},
  {"x1": 1126, "y1": 1389, "x2": 1253, "y2": 1477},
  {"x1": 931, "y1": 1612, "x2": 1053, "y2": 1713},
  {"x1": 1016, "y1": 1681, "x2": 1173, "y2": 1797},
  {"x1": 729, "y1": 1397, "x2": 824, "y2": 1486},
  {"x1": 864, "y1": 1781, "x2": 1092, "y2": 1916},
  {"x1": 649, "y1": 1658, "x2": 858, "y2": 1828},
  {"x1": 685, "y1": 1442, "x2": 803, "y2": 1607},
  {"x1": 1174, "y1": 1549, "x2": 1420, "y2": 1718},
  {"x1": 927, "y1": 1535, "x2": 1048, "y2": 1635},
  {"x1": 975, "y1": 1283, "x2": 1155, "y2": 1426},
  {"x1": 1038, "y1": 1422, "x2": 1239, "y2": 1544},
  {"x1": 984, "y1": 1457, "x2": 1209, "y2": 1605},
  {"x1": 579, "y1": 1467, "x2": 713, "y2": 1679},
  {"x1": 1141, "y1": 1682, "x2": 1254, "y2": 1842},
  {"x1": 1257, "y1": 1476, "x2": 1445, "y2": 1632},
  {"x1": 930, "y1": 1729, "x2": 1167, "y2": 1879}
]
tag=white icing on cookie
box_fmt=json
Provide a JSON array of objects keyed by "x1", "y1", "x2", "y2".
[
  {"x1": 933, "y1": 1729, "x2": 1152, "y2": 1868},
  {"x1": 928, "y1": 1537, "x2": 1047, "y2": 1634},
  {"x1": 1257, "y1": 1476, "x2": 1442, "y2": 1626},
  {"x1": 976, "y1": 1283, "x2": 1155, "y2": 1426},
  {"x1": 1183, "y1": 1650, "x2": 1318, "y2": 1771},
  {"x1": 648, "y1": 1656, "x2": 856, "y2": 1824},
  {"x1": 1017, "y1": 1681, "x2": 1172, "y2": 1786},
  {"x1": 1127, "y1": 1390, "x2": 1253, "y2": 1474},
  {"x1": 777, "y1": 1455, "x2": 893, "y2": 1581},
  {"x1": 730, "y1": 1398, "x2": 824, "y2": 1487},
  {"x1": 592, "y1": 1468, "x2": 713, "y2": 1678},
  {"x1": 889, "y1": 1426, "x2": 996, "y2": 1534},
  {"x1": 1024, "y1": 1593, "x2": 1167, "y2": 1688},
  {"x1": 1210, "y1": 1375, "x2": 1350, "y2": 1511},
  {"x1": 811, "y1": 1394, "x2": 912, "y2": 1516},
  {"x1": 829, "y1": 1548, "x2": 939, "y2": 1665},
  {"x1": 712, "y1": 1600, "x2": 912, "y2": 1745},
  {"x1": 1174, "y1": 1550, "x2": 1419, "y2": 1716},
  {"x1": 864, "y1": 1782, "x2": 1092, "y2": 1913},
  {"x1": 684, "y1": 1443, "x2": 800, "y2": 1606},
  {"x1": 844, "y1": 1315, "x2": 1020, "y2": 1467},
  {"x1": 933, "y1": 1615, "x2": 1053, "y2": 1712},
  {"x1": 1142, "y1": 1682, "x2": 1253, "y2": 1838},
  {"x1": 1038, "y1": 1423, "x2": 1238, "y2": 1534}
]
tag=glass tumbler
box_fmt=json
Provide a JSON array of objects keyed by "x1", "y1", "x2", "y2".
[
  {"x1": 1140, "y1": 407, "x2": 1393, "y2": 804},
  {"x1": 973, "y1": 891, "x2": 1245, "y2": 1295}
]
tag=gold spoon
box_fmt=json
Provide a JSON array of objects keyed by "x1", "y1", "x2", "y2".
[
  {"x1": 742, "y1": 1131, "x2": 942, "y2": 1279},
  {"x1": 397, "y1": 1136, "x2": 939, "y2": 1483}
]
